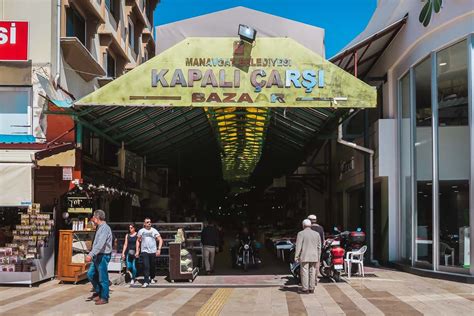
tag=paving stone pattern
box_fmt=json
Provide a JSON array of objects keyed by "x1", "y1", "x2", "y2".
[{"x1": 0, "y1": 268, "x2": 473, "y2": 315}]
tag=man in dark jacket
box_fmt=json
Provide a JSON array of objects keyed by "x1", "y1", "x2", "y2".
[{"x1": 201, "y1": 221, "x2": 219, "y2": 274}]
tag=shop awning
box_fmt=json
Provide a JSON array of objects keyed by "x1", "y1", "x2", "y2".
[
  {"x1": 35, "y1": 143, "x2": 76, "y2": 167},
  {"x1": 68, "y1": 38, "x2": 375, "y2": 188},
  {"x1": 0, "y1": 163, "x2": 33, "y2": 206},
  {"x1": 330, "y1": 14, "x2": 408, "y2": 78}
]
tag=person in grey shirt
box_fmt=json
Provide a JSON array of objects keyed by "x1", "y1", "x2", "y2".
[{"x1": 86, "y1": 210, "x2": 113, "y2": 305}]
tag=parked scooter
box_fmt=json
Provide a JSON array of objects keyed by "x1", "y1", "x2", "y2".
[
  {"x1": 319, "y1": 234, "x2": 345, "y2": 282},
  {"x1": 289, "y1": 236, "x2": 345, "y2": 283}
]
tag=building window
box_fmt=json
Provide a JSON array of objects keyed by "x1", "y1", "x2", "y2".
[
  {"x1": 436, "y1": 40, "x2": 469, "y2": 270},
  {"x1": 0, "y1": 88, "x2": 32, "y2": 136},
  {"x1": 128, "y1": 20, "x2": 135, "y2": 51},
  {"x1": 66, "y1": 6, "x2": 86, "y2": 46},
  {"x1": 105, "y1": 0, "x2": 120, "y2": 21},
  {"x1": 105, "y1": 52, "x2": 116, "y2": 78}
]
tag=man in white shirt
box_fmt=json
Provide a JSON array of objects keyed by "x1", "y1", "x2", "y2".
[{"x1": 136, "y1": 218, "x2": 163, "y2": 288}]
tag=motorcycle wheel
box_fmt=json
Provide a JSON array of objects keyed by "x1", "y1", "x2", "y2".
[
  {"x1": 319, "y1": 265, "x2": 330, "y2": 278},
  {"x1": 243, "y1": 263, "x2": 248, "y2": 271},
  {"x1": 333, "y1": 271, "x2": 341, "y2": 282}
]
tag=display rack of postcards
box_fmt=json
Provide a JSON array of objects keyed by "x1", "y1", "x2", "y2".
[{"x1": 0, "y1": 204, "x2": 55, "y2": 286}]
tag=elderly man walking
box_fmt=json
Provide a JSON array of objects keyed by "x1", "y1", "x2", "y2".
[
  {"x1": 86, "y1": 209, "x2": 113, "y2": 305},
  {"x1": 295, "y1": 219, "x2": 321, "y2": 294}
]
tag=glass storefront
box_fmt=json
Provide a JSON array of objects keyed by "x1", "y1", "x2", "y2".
[
  {"x1": 398, "y1": 35, "x2": 473, "y2": 274},
  {"x1": 437, "y1": 40, "x2": 470, "y2": 271},
  {"x1": 414, "y1": 57, "x2": 433, "y2": 266}
]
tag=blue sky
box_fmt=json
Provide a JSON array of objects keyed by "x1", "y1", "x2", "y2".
[{"x1": 154, "y1": 0, "x2": 377, "y2": 58}]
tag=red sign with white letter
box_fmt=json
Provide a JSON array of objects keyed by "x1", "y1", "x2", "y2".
[{"x1": 0, "y1": 21, "x2": 28, "y2": 61}]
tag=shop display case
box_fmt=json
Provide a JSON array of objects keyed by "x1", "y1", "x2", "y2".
[
  {"x1": 0, "y1": 205, "x2": 55, "y2": 286},
  {"x1": 168, "y1": 242, "x2": 199, "y2": 282},
  {"x1": 108, "y1": 222, "x2": 203, "y2": 271},
  {"x1": 155, "y1": 222, "x2": 203, "y2": 270},
  {"x1": 57, "y1": 230, "x2": 95, "y2": 284}
]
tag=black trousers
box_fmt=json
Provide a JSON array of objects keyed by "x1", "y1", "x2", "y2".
[{"x1": 141, "y1": 252, "x2": 156, "y2": 283}]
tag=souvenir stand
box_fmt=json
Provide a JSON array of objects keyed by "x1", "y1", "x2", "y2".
[{"x1": 0, "y1": 204, "x2": 55, "y2": 286}]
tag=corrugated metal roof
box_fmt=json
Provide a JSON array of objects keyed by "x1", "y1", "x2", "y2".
[{"x1": 72, "y1": 104, "x2": 347, "y2": 188}]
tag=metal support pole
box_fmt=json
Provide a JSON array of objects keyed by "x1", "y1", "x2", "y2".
[
  {"x1": 431, "y1": 52, "x2": 439, "y2": 271},
  {"x1": 76, "y1": 123, "x2": 83, "y2": 149},
  {"x1": 409, "y1": 67, "x2": 417, "y2": 267},
  {"x1": 54, "y1": 0, "x2": 61, "y2": 87},
  {"x1": 364, "y1": 110, "x2": 371, "y2": 262},
  {"x1": 467, "y1": 34, "x2": 474, "y2": 276}
]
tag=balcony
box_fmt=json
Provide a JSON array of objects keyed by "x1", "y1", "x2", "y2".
[
  {"x1": 68, "y1": 0, "x2": 104, "y2": 23},
  {"x1": 142, "y1": 27, "x2": 153, "y2": 43},
  {"x1": 99, "y1": 31, "x2": 130, "y2": 63},
  {"x1": 126, "y1": 0, "x2": 149, "y2": 29},
  {"x1": 60, "y1": 37, "x2": 106, "y2": 81}
]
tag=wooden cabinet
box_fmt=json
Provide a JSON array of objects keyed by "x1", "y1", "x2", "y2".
[{"x1": 57, "y1": 230, "x2": 94, "y2": 284}]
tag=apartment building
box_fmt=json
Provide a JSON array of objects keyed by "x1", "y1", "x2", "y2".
[
  {"x1": 60, "y1": 0, "x2": 158, "y2": 95},
  {"x1": 0, "y1": 0, "x2": 158, "y2": 211}
]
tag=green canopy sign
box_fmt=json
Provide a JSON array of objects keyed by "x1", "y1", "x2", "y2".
[{"x1": 76, "y1": 38, "x2": 376, "y2": 108}]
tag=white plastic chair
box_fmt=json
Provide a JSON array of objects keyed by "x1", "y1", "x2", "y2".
[
  {"x1": 440, "y1": 242, "x2": 455, "y2": 266},
  {"x1": 344, "y1": 245, "x2": 367, "y2": 279}
]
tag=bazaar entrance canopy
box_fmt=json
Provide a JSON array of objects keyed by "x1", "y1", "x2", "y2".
[{"x1": 72, "y1": 38, "x2": 376, "y2": 188}]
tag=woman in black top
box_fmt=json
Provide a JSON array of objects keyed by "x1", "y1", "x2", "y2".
[{"x1": 121, "y1": 223, "x2": 138, "y2": 285}]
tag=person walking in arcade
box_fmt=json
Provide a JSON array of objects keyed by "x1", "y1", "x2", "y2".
[
  {"x1": 86, "y1": 210, "x2": 113, "y2": 305},
  {"x1": 294, "y1": 219, "x2": 322, "y2": 294},
  {"x1": 121, "y1": 223, "x2": 138, "y2": 285},
  {"x1": 135, "y1": 218, "x2": 163, "y2": 288}
]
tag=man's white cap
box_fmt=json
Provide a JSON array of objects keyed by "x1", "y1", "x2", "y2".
[
  {"x1": 302, "y1": 219, "x2": 312, "y2": 227},
  {"x1": 307, "y1": 214, "x2": 317, "y2": 221}
]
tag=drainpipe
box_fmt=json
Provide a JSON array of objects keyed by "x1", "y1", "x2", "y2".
[
  {"x1": 337, "y1": 119, "x2": 379, "y2": 265},
  {"x1": 54, "y1": 0, "x2": 61, "y2": 88}
]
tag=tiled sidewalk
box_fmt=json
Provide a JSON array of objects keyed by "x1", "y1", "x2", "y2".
[{"x1": 0, "y1": 268, "x2": 473, "y2": 315}]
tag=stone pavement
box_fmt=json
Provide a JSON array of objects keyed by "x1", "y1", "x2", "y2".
[{"x1": 0, "y1": 268, "x2": 473, "y2": 315}]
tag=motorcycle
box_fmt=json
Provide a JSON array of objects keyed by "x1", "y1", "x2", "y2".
[
  {"x1": 319, "y1": 234, "x2": 345, "y2": 282},
  {"x1": 236, "y1": 238, "x2": 260, "y2": 271}
]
